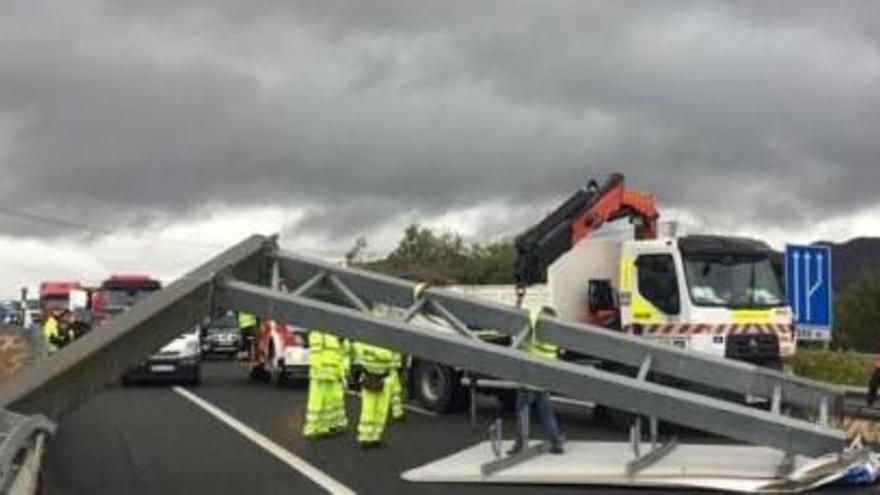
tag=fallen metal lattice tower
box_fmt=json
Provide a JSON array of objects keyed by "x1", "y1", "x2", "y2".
[{"x1": 0, "y1": 235, "x2": 848, "y2": 465}]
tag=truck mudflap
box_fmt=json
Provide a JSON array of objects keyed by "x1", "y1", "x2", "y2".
[{"x1": 403, "y1": 441, "x2": 879, "y2": 493}]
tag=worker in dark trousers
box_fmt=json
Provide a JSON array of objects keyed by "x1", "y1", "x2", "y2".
[
  {"x1": 508, "y1": 306, "x2": 565, "y2": 455},
  {"x1": 237, "y1": 311, "x2": 258, "y2": 359},
  {"x1": 868, "y1": 353, "x2": 880, "y2": 407}
]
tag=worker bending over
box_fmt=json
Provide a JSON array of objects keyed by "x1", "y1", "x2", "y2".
[
  {"x1": 303, "y1": 330, "x2": 348, "y2": 438},
  {"x1": 508, "y1": 306, "x2": 565, "y2": 455},
  {"x1": 354, "y1": 342, "x2": 397, "y2": 448}
]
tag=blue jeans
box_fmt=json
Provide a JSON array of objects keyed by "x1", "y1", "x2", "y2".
[{"x1": 514, "y1": 388, "x2": 563, "y2": 449}]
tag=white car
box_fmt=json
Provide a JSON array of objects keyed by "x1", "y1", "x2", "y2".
[{"x1": 123, "y1": 332, "x2": 201, "y2": 386}]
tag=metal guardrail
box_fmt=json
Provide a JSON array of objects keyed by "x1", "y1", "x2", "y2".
[{"x1": 0, "y1": 409, "x2": 55, "y2": 493}]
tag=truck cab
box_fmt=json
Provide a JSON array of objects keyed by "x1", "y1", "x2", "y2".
[
  {"x1": 39, "y1": 280, "x2": 81, "y2": 322},
  {"x1": 93, "y1": 275, "x2": 162, "y2": 324},
  {"x1": 549, "y1": 234, "x2": 793, "y2": 367}
]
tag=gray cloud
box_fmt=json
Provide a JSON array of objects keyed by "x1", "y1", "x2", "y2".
[{"x1": 1, "y1": 1, "x2": 879, "y2": 243}]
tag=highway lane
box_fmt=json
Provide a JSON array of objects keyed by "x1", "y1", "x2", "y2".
[
  {"x1": 42, "y1": 373, "x2": 334, "y2": 495},
  {"x1": 45, "y1": 360, "x2": 877, "y2": 495}
]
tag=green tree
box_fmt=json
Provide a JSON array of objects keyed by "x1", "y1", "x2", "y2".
[
  {"x1": 357, "y1": 224, "x2": 516, "y2": 285},
  {"x1": 461, "y1": 241, "x2": 516, "y2": 284},
  {"x1": 833, "y1": 270, "x2": 880, "y2": 352},
  {"x1": 344, "y1": 237, "x2": 368, "y2": 265}
]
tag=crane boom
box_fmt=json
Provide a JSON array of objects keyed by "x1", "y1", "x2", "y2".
[{"x1": 513, "y1": 173, "x2": 659, "y2": 291}]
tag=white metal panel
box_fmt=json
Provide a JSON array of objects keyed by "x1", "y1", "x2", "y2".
[
  {"x1": 402, "y1": 441, "x2": 836, "y2": 493},
  {"x1": 547, "y1": 238, "x2": 622, "y2": 322}
]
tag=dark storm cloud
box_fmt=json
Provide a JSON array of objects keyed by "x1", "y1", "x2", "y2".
[{"x1": 1, "y1": 0, "x2": 879, "y2": 241}]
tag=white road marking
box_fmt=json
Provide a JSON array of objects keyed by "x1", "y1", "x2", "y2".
[
  {"x1": 344, "y1": 390, "x2": 438, "y2": 417},
  {"x1": 173, "y1": 386, "x2": 357, "y2": 495}
]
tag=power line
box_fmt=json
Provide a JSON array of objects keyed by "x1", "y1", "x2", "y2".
[
  {"x1": 0, "y1": 206, "x2": 226, "y2": 249},
  {"x1": 0, "y1": 205, "x2": 365, "y2": 257}
]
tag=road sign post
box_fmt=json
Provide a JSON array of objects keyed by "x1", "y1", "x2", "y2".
[{"x1": 785, "y1": 245, "x2": 832, "y2": 342}]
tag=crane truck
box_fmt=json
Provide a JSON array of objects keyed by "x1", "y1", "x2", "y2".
[{"x1": 408, "y1": 173, "x2": 794, "y2": 412}]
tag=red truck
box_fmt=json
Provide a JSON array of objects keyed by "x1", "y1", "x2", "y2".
[{"x1": 39, "y1": 280, "x2": 81, "y2": 322}]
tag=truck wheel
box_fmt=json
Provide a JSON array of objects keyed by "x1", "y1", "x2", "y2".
[
  {"x1": 411, "y1": 360, "x2": 465, "y2": 413},
  {"x1": 249, "y1": 365, "x2": 268, "y2": 382}
]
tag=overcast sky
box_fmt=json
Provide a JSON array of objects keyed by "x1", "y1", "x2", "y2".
[{"x1": 1, "y1": 1, "x2": 879, "y2": 298}]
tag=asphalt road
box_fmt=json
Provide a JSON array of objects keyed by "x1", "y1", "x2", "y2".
[{"x1": 44, "y1": 360, "x2": 878, "y2": 495}]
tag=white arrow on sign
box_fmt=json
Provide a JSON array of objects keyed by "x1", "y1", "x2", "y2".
[
  {"x1": 805, "y1": 252, "x2": 824, "y2": 321},
  {"x1": 792, "y1": 251, "x2": 801, "y2": 320}
]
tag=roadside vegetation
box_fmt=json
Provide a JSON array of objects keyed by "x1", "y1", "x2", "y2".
[
  {"x1": 0, "y1": 326, "x2": 29, "y2": 384},
  {"x1": 833, "y1": 270, "x2": 880, "y2": 353},
  {"x1": 350, "y1": 224, "x2": 516, "y2": 285},
  {"x1": 788, "y1": 349, "x2": 874, "y2": 387}
]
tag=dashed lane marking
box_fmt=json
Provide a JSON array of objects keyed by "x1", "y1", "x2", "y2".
[{"x1": 173, "y1": 386, "x2": 357, "y2": 495}]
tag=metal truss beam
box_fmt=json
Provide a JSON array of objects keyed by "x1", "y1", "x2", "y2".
[
  {"x1": 219, "y1": 278, "x2": 845, "y2": 457},
  {"x1": 273, "y1": 249, "x2": 844, "y2": 417},
  {"x1": 0, "y1": 235, "x2": 272, "y2": 418}
]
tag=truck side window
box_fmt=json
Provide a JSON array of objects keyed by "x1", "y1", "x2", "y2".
[{"x1": 636, "y1": 254, "x2": 680, "y2": 315}]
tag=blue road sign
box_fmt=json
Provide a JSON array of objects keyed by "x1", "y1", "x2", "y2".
[{"x1": 785, "y1": 244, "x2": 832, "y2": 332}]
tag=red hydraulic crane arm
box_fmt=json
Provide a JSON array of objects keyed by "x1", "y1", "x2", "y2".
[
  {"x1": 513, "y1": 173, "x2": 659, "y2": 291},
  {"x1": 570, "y1": 182, "x2": 659, "y2": 244}
]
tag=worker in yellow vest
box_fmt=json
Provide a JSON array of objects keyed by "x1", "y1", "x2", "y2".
[
  {"x1": 237, "y1": 311, "x2": 258, "y2": 359},
  {"x1": 354, "y1": 342, "x2": 395, "y2": 447},
  {"x1": 388, "y1": 351, "x2": 404, "y2": 421},
  {"x1": 42, "y1": 314, "x2": 60, "y2": 356},
  {"x1": 508, "y1": 306, "x2": 565, "y2": 455},
  {"x1": 303, "y1": 330, "x2": 348, "y2": 438}
]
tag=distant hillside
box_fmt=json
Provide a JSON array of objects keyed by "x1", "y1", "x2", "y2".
[{"x1": 819, "y1": 237, "x2": 880, "y2": 291}]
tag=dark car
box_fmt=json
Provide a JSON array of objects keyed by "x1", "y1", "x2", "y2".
[
  {"x1": 122, "y1": 331, "x2": 201, "y2": 386},
  {"x1": 200, "y1": 313, "x2": 241, "y2": 358}
]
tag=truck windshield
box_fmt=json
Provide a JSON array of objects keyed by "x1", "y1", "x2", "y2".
[
  {"x1": 42, "y1": 295, "x2": 69, "y2": 311},
  {"x1": 683, "y1": 254, "x2": 784, "y2": 308},
  {"x1": 103, "y1": 288, "x2": 158, "y2": 309}
]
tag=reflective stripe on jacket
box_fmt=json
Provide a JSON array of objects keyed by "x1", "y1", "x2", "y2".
[{"x1": 524, "y1": 308, "x2": 557, "y2": 360}]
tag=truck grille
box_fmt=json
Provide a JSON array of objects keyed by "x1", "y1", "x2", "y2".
[{"x1": 725, "y1": 334, "x2": 779, "y2": 364}]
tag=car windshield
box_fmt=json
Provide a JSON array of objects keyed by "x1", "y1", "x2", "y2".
[
  {"x1": 683, "y1": 254, "x2": 784, "y2": 308},
  {"x1": 209, "y1": 313, "x2": 239, "y2": 332},
  {"x1": 103, "y1": 288, "x2": 158, "y2": 309}
]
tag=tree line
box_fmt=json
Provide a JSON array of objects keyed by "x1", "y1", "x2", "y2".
[{"x1": 350, "y1": 225, "x2": 516, "y2": 285}]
